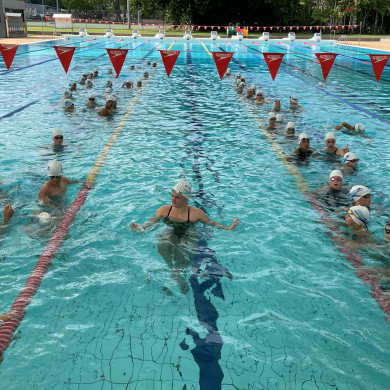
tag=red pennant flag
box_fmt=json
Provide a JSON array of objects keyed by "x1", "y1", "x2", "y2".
[
  {"x1": 159, "y1": 50, "x2": 180, "y2": 77},
  {"x1": 54, "y1": 46, "x2": 75, "y2": 73},
  {"x1": 78, "y1": 19, "x2": 81, "y2": 23},
  {"x1": 263, "y1": 53, "x2": 285, "y2": 81},
  {"x1": 316, "y1": 25, "x2": 319, "y2": 30},
  {"x1": 322, "y1": 26, "x2": 326, "y2": 30},
  {"x1": 65, "y1": 18, "x2": 68, "y2": 22},
  {"x1": 335, "y1": 25, "x2": 338, "y2": 29},
  {"x1": 204, "y1": 26, "x2": 207, "y2": 30},
  {"x1": 297, "y1": 26, "x2": 300, "y2": 31},
  {"x1": 369, "y1": 54, "x2": 390, "y2": 82},
  {"x1": 72, "y1": 18, "x2": 75, "y2": 22},
  {"x1": 45, "y1": 16, "x2": 48, "y2": 20},
  {"x1": 303, "y1": 26, "x2": 306, "y2": 30},
  {"x1": 256, "y1": 27, "x2": 259, "y2": 31},
  {"x1": 290, "y1": 26, "x2": 292, "y2": 31},
  {"x1": 218, "y1": 26, "x2": 220, "y2": 30},
  {"x1": 263, "y1": 27, "x2": 266, "y2": 31},
  {"x1": 105, "y1": 21, "x2": 108, "y2": 25},
  {"x1": 283, "y1": 26, "x2": 286, "y2": 30},
  {"x1": 211, "y1": 52, "x2": 234, "y2": 79},
  {"x1": 342, "y1": 25, "x2": 344, "y2": 29},
  {"x1": 198, "y1": 26, "x2": 200, "y2": 30},
  {"x1": 354, "y1": 24, "x2": 357, "y2": 29},
  {"x1": 277, "y1": 26, "x2": 280, "y2": 31},
  {"x1": 106, "y1": 48, "x2": 128, "y2": 76},
  {"x1": 99, "y1": 21, "x2": 101, "y2": 24},
  {"x1": 211, "y1": 26, "x2": 214, "y2": 30},
  {"x1": 158, "y1": 24, "x2": 161, "y2": 28},
  {"x1": 132, "y1": 23, "x2": 134, "y2": 26},
  {"x1": 0, "y1": 44, "x2": 18, "y2": 70},
  {"x1": 152, "y1": 24, "x2": 155, "y2": 27},
  {"x1": 270, "y1": 27, "x2": 273, "y2": 31},
  {"x1": 309, "y1": 26, "x2": 312, "y2": 30},
  {"x1": 112, "y1": 22, "x2": 115, "y2": 25},
  {"x1": 171, "y1": 24, "x2": 174, "y2": 28},
  {"x1": 165, "y1": 25, "x2": 167, "y2": 28},
  {"x1": 85, "y1": 19, "x2": 88, "y2": 23},
  {"x1": 59, "y1": 18, "x2": 62, "y2": 21},
  {"x1": 250, "y1": 26, "x2": 253, "y2": 30},
  {"x1": 92, "y1": 20, "x2": 95, "y2": 23},
  {"x1": 348, "y1": 25, "x2": 351, "y2": 29},
  {"x1": 224, "y1": 26, "x2": 227, "y2": 30},
  {"x1": 138, "y1": 23, "x2": 141, "y2": 26},
  {"x1": 315, "y1": 53, "x2": 338, "y2": 81}
]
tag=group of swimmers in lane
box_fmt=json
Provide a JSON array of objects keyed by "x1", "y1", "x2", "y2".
[
  {"x1": 226, "y1": 68, "x2": 389, "y2": 249},
  {"x1": 62, "y1": 61, "x2": 155, "y2": 116}
]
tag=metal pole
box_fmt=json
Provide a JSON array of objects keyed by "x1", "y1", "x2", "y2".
[
  {"x1": 358, "y1": 21, "x2": 362, "y2": 46},
  {"x1": 127, "y1": 0, "x2": 130, "y2": 29},
  {"x1": 56, "y1": 0, "x2": 59, "y2": 13}
]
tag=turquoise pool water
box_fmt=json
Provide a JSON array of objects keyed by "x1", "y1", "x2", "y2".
[{"x1": 0, "y1": 37, "x2": 390, "y2": 389}]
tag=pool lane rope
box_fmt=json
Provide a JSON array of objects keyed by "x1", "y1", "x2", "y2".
[{"x1": 0, "y1": 41, "x2": 170, "y2": 363}]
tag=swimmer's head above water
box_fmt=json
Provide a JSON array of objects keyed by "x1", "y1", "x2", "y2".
[
  {"x1": 329, "y1": 169, "x2": 343, "y2": 190},
  {"x1": 285, "y1": 122, "x2": 295, "y2": 136},
  {"x1": 350, "y1": 185, "x2": 371, "y2": 207},
  {"x1": 172, "y1": 180, "x2": 191, "y2": 200},
  {"x1": 344, "y1": 152, "x2": 359, "y2": 167},
  {"x1": 52, "y1": 129, "x2": 63, "y2": 144},
  {"x1": 345, "y1": 205, "x2": 369, "y2": 230}
]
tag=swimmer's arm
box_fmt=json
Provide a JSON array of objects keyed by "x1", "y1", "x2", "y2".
[
  {"x1": 336, "y1": 144, "x2": 349, "y2": 157},
  {"x1": 197, "y1": 210, "x2": 239, "y2": 230},
  {"x1": 67, "y1": 178, "x2": 93, "y2": 189},
  {"x1": 38, "y1": 187, "x2": 57, "y2": 209},
  {"x1": 130, "y1": 206, "x2": 166, "y2": 232}
]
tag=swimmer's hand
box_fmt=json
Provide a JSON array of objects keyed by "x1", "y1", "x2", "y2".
[
  {"x1": 0, "y1": 311, "x2": 16, "y2": 323},
  {"x1": 84, "y1": 181, "x2": 94, "y2": 189},
  {"x1": 130, "y1": 222, "x2": 144, "y2": 232},
  {"x1": 3, "y1": 204, "x2": 14, "y2": 224},
  {"x1": 228, "y1": 218, "x2": 239, "y2": 230},
  {"x1": 343, "y1": 144, "x2": 349, "y2": 154}
]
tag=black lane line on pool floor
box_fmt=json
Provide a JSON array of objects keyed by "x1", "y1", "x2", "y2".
[
  {"x1": 229, "y1": 42, "x2": 390, "y2": 126},
  {"x1": 177, "y1": 44, "x2": 231, "y2": 390},
  {"x1": 0, "y1": 40, "x2": 153, "y2": 120}
]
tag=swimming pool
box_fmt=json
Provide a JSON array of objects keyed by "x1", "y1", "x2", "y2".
[{"x1": 1, "y1": 37, "x2": 390, "y2": 389}]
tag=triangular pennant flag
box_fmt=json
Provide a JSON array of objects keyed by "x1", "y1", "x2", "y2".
[
  {"x1": 78, "y1": 19, "x2": 81, "y2": 23},
  {"x1": 263, "y1": 27, "x2": 266, "y2": 31},
  {"x1": 54, "y1": 46, "x2": 75, "y2": 73},
  {"x1": 211, "y1": 52, "x2": 234, "y2": 79},
  {"x1": 296, "y1": 26, "x2": 300, "y2": 30},
  {"x1": 270, "y1": 26, "x2": 273, "y2": 31},
  {"x1": 348, "y1": 25, "x2": 351, "y2": 29},
  {"x1": 256, "y1": 27, "x2": 259, "y2": 30},
  {"x1": 315, "y1": 53, "x2": 338, "y2": 81},
  {"x1": 0, "y1": 44, "x2": 18, "y2": 70},
  {"x1": 218, "y1": 26, "x2": 220, "y2": 30},
  {"x1": 85, "y1": 19, "x2": 88, "y2": 23},
  {"x1": 322, "y1": 26, "x2": 326, "y2": 30},
  {"x1": 354, "y1": 24, "x2": 357, "y2": 29},
  {"x1": 277, "y1": 26, "x2": 280, "y2": 31},
  {"x1": 106, "y1": 48, "x2": 128, "y2": 76},
  {"x1": 290, "y1": 26, "x2": 292, "y2": 30},
  {"x1": 204, "y1": 26, "x2": 207, "y2": 29},
  {"x1": 250, "y1": 26, "x2": 253, "y2": 30},
  {"x1": 159, "y1": 50, "x2": 180, "y2": 77},
  {"x1": 335, "y1": 25, "x2": 338, "y2": 29},
  {"x1": 146, "y1": 23, "x2": 149, "y2": 27},
  {"x1": 283, "y1": 26, "x2": 286, "y2": 30},
  {"x1": 303, "y1": 26, "x2": 306, "y2": 30},
  {"x1": 316, "y1": 25, "x2": 319, "y2": 30},
  {"x1": 369, "y1": 54, "x2": 390, "y2": 82},
  {"x1": 112, "y1": 21, "x2": 115, "y2": 25},
  {"x1": 309, "y1": 26, "x2": 312, "y2": 30},
  {"x1": 263, "y1": 53, "x2": 285, "y2": 81},
  {"x1": 171, "y1": 24, "x2": 174, "y2": 28},
  {"x1": 342, "y1": 25, "x2": 344, "y2": 29}
]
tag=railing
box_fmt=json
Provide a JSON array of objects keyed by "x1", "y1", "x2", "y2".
[{"x1": 336, "y1": 35, "x2": 348, "y2": 45}]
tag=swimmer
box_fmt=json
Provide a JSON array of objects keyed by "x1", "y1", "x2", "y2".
[
  {"x1": 143, "y1": 71, "x2": 149, "y2": 79},
  {"x1": 267, "y1": 112, "x2": 278, "y2": 129},
  {"x1": 291, "y1": 133, "x2": 317, "y2": 162},
  {"x1": 79, "y1": 75, "x2": 87, "y2": 85},
  {"x1": 93, "y1": 68, "x2": 98, "y2": 78},
  {"x1": 323, "y1": 132, "x2": 349, "y2": 158},
  {"x1": 289, "y1": 95, "x2": 301, "y2": 109},
  {"x1": 130, "y1": 65, "x2": 135, "y2": 70},
  {"x1": 272, "y1": 100, "x2": 281, "y2": 112},
  {"x1": 38, "y1": 161, "x2": 92, "y2": 209},
  {"x1": 105, "y1": 87, "x2": 113, "y2": 94},
  {"x1": 225, "y1": 68, "x2": 231, "y2": 76},
  {"x1": 63, "y1": 99, "x2": 74, "y2": 111},
  {"x1": 130, "y1": 180, "x2": 238, "y2": 294},
  {"x1": 344, "y1": 205, "x2": 370, "y2": 239},
  {"x1": 235, "y1": 71, "x2": 241, "y2": 81},
  {"x1": 275, "y1": 113, "x2": 283, "y2": 123},
  {"x1": 246, "y1": 85, "x2": 255, "y2": 99},
  {"x1": 111, "y1": 95, "x2": 117, "y2": 109},
  {"x1": 69, "y1": 81, "x2": 77, "y2": 91},
  {"x1": 84, "y1": 93, "x2": 98, "y2": 107},
  {"x1": 63, "y1": 89, "x2": 72, "y2": 99},
  {"x1": 152, "y1": 61, "x2": 157, "y2": 68},
  {"x1": 87, "y1": 71, "x2": 94, "y2": 79},
  {"x1": 99, "y1": 96, "x2": 115, "y2": 116},
  {"x1": 107, "y1": 67, "x2": 113, "y2": 75},
  {"x1": 385, "y1": 220, "x2": 390, "y2": 245},
  {"x1": 2, "y1": 204, "x2": 14, "y2": 226},
  {"x1": 237, "y1": 82, "x2": 244, "y2": 94},
  {"x1": 106, "y1": 80, "x2": 113, "y2": 88},
  {"x1": 285, "y1": 122, "x2": 296, "y2": 138},
  {"x1": 343, "y1": 152, "x2": 359, "y2": 173},
  {"x1": 350, "y1": 185, "x2": 371, "y2": 208},
  {"x1": 136, "y1": 79, "x2": 142, "y2": 88},
  {"x1": 52, "y1": 129, "x2": 65, "y2": 149},
  {"x1": 85, "y1": 79, "x2": 93, "y2": 89},
  {"x1": 334, "y1": 122, "x2": 373, "y2": 140},
  {"x1": 254, "y1": 90, "x2": 265, "y2": 104},
  {"x1": 321, "y1": 170, "x2": 345, "y2": 192},
  {"x1": 121, "y1": 80, "x2": 134, "y2": 89},
  {"x1": 147, "y1": 60, "x2": 151, "y2": 66}
]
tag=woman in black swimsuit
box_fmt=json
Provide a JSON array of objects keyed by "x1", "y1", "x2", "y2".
[
  {"x1": 131, "y1": 180, "x2": 239, "y2": 293},
  {"x1": 323, "y1": 131, "x2": 348, "y2": 159}
]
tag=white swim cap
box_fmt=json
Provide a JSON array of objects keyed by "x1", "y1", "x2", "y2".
[
  {"x1": 348, "y1": 205, "x2": 369, "y2": 228},
  {"x1": 250, "y1": 84, "x2": 256, "y2": 92},
  {"x1": 257, "y1": 90, "x2": 264, "y2": 96},
  {"x1": 290, "y1": 94, "x2": 299, "y2": 102},
  {"x1": 172, "y1": 180, "x2": 191, "y2": 199},
  {"x1": 236, "y1": 72, "x2": 241, "y2": 77},
  {"x1": 106, "y1": 80, "x2": 112, "y2": 87},
  {"x1": 330, "y1": 169, "x2": 343, "y2": 179},
  {"x1": 108, "y1": 67, "x2": 112, "y2": 72},
  {"x1": 82, "y1": 72, "x2": 87, "y2": 77},
  {"x1": 137, "y1": 79, "x2": 142, "y2": 83},
  {"x1": 226, "y1": 68, "x2": 231, "y2": 74},
  {"x1": 344, "y1": 152, "x2": 358, "y2": 163},
  {"x1": 350, "y1": 185, "x2": 370, "y2": 200},
  {"x1": 85, "y1": 79, "x2": 93, "y2": 87},
  {"x1": 268, "y1": 112, "x2": 276, "y2": 119},
  {"x1": 105, "y1": 87, "x2": 113, "y2": 93},
  {"x1": 299, "y1": 133, "x2": 309, "y2": 141},
  {"x1": 36, "y1": 212, "x2": 51, "y2": 224},
  {"x1": 47, "y1": 161, "x2": 63, "y2": 176},
  {"x1": 275, "y1": 114, "x2": 283, "y2": 122},
  {"x1": 318, "y1": 82, "x2": 324, "y2": 87},
  {"x1": 63, "y1": 99, "x2": 74, "y2": 108},
  {"x1": 64, "y1": 90, "x2": 72, "y2": 98},
  {"x1": 52, "y1": 129, "x2": 63, "y2": 137},
  {"x1": 354, "y1": 123, "x2": 365, "y2": 131},
  {"x1": 88, "y1": 71, "x2": 93, "y2": 76},
  {"x1": 286, "y1": 121, "x2": 295, "y2": 130},
  {"x1": 69, "y1": 81, "x2": 76, "y2": 88},
  {"x1": 93, "y1": 68, "x2": 98, "y2": 73},
  {"x1": 325, "y1": 132, "x2": 336, "y2": 140},
  {"x1": 88, "y1": 93, "x2": 95, "y2": 99}
]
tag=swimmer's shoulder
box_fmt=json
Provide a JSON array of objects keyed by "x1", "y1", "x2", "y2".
[{"x1": 155, "y1": 205, "x2": 170, "y2": 217}]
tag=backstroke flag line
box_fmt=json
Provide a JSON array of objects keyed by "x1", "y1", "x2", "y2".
[
  {"x1": 0, "y1": 44, "x2": 19, "y2": 70},
  {"x1": 159, "y1": 50, "x2": 180, "y2": 77},
  {"x1": 315, "y1": 53, "x2": 338, "y2": 81},
  {"x1": 211, "y1": 52, "x2": 234, "y2": 79},
  {"x1": 106, "y1": 48, "x2": 129, "y2": 76},
  {"x1": 54, "y1": 46, "x2": 76, "y2": 74},
  {"x1": 262, "y1": 53, "x2": 285, "y2": 80},
  {"x1": 369, "y1": 54, "x2": 390, "y2": 82}
]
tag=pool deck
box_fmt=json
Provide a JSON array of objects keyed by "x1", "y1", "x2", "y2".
[{"x1": 1, "y1": 36, "x2": 390, "y2": 52}]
